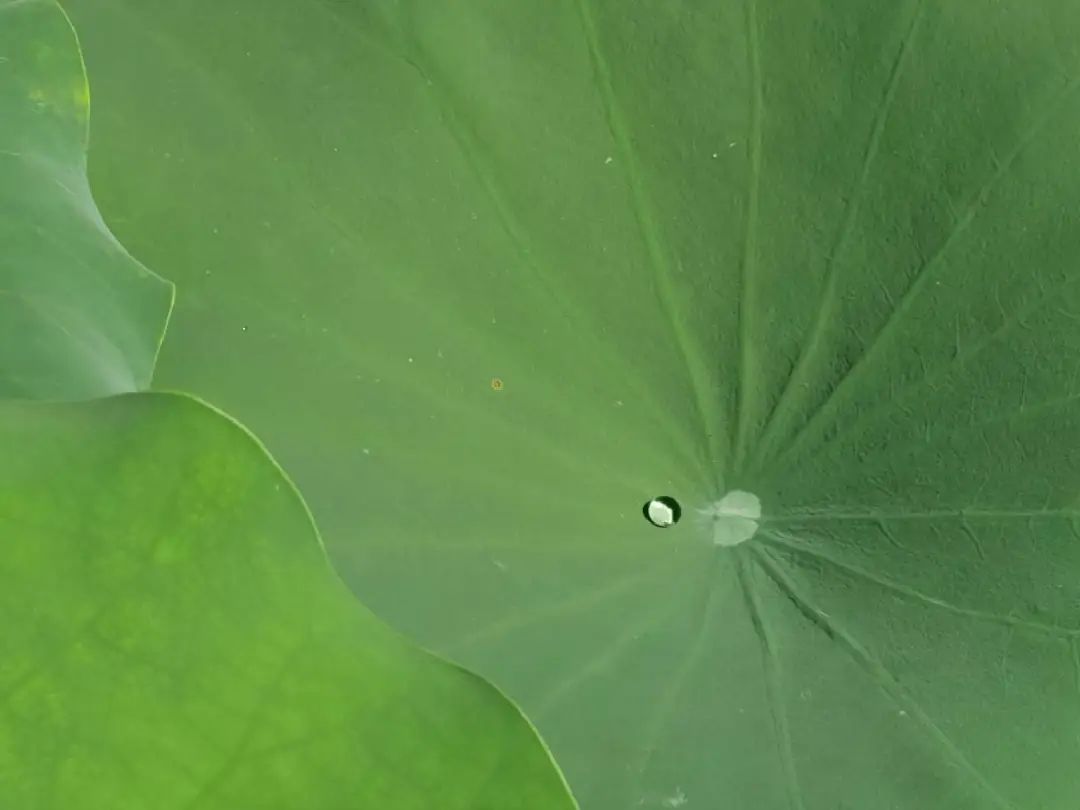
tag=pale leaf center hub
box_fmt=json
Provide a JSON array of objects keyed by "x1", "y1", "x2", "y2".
[{"x1": 700, "y1": 490, "x2": 761, "y2": 546}]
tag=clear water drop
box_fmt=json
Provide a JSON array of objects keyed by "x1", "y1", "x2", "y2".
[{"x1": 643, "y1": 496, "x2": 681, "y2": 528}]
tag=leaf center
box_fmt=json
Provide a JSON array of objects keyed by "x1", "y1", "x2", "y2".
[{"x1": 699, "y1": 490, "x2": 761, "y2": 546}]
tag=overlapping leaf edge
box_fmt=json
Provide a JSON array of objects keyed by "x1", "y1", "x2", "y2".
[{"x1": 1, "y1": 1, "x2": 578, "y2": 804}]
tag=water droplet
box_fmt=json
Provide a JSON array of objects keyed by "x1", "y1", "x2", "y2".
[{"x1": 643, "y1": 496, "x2": 681, "y2": 528}]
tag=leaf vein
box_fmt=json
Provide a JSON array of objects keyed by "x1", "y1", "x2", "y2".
[
  {"x1": 760, "y1": 529, "x2": 1080, "y2": 637},
  {"x1": 748, "y1": 0, "x2": 927, "y2": 472},
  {"x1": 737, "y1": 550, "x2": 805, "y2": 810},
  {"x1": 633, "y1": 551, "x2": 724, "y2": 792},
  {"x1": 732, "y1": 0, "x2": 765, "y2": 471},
  {"x1": 763, "y1": 70, "x2": 1080, "y2": 476},
  {"x1": 575, "y1": 0, "x2": 719, "y2": 483},
  {"x1": 751, "y1": 545, "x2": 1018, "y2": 810}
]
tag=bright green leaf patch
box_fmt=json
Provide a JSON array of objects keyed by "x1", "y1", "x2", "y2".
[
  {"x1": 0, "y1": 0, "x2": 170, "y2": 399},
  {"x1": 0, "y1": 392, "x2": 575, "y2": 809},
  {"x1": 65, "y1": 0, "x2": 1080, "y2": 808}
]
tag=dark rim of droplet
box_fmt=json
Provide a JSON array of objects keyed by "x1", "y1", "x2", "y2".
[{"x1": 642, "y1": 495, "x2": 681, "y2": 527}]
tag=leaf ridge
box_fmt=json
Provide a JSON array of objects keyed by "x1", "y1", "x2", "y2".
[
  {"x1": 748, "y1": 0, "x2": 927, "y2": 472},
  {"x1": 574, "y1": 0, "x2": 721, "y2": 484},
  {"x1": 737, "y1": 550, "x2": 805, "y2": 810},
  {"x1": 769, "y1": 270, "x2": 1075, "y2": 472},
  {"x1": 751, "y1": 545, "x2": 1018, "y2": 810},
  {"x1": 731, "y1": 0, "x2": 765, "y2": 473},
  {"x1": 531, "y1": 596, "x2": 681, "y2": 719},
  {"x1": 765, "y1": 506, "x2": 1080, "y2": 522},
  {"x1": 444, "y1": 567, "x2": 670, "y2": 654},
  {"x1": 759, "y1": 70, "x2": 1080, "y2": 476},
  {"x1": 312, "y1": 0, "x2": 709, "y2": 480},
  {"x1": 759, "y1": 529, "x2": 1080, "y2": 638},
  {"x1": 632, "y1": 551, "x2": 724, "y2": 793}
]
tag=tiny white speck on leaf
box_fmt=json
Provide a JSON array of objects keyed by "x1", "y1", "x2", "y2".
[{"x1": 604, "y1": 155, "x2": 613, "y2": 164}]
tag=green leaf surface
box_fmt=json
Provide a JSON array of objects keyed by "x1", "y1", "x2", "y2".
[
  {"x1": 66, "y1": 1, "x2": 1080, "y2": 807},
  {"x1": 0, "y1": 392, "x2": 575, "y2": 809},
  {"x1": 0, "y1": 0, "x2": 171, "y2": 400}
]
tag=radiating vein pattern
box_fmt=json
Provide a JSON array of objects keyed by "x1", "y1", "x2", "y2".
[
  {"x1": 758, "y1": 62, "x2": 1080, "y2": 477},
  {"x1": 751, "y1": 545, "x2": 1019, "y2": 810},
  {"x1": 61, "y1": 0, "x2": 1080, "y2": 808},
  {"x1": 748, "y1": 0, "x2": 928, "y2": 473}
]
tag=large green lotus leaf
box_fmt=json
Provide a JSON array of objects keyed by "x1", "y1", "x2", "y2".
[
  {"x1": 0, "y1": 0, "x2": 170, "y2": 399},
  {"x1": 67, "y1": 0, "x2": 1080, "y2": 807},
  {"x1": 0, "y1": 392, "x2": 575, "y2": 809}
]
